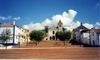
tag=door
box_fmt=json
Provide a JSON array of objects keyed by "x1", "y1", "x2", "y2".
[
  {"x1": 53, "y1": 36, "x2": 55, "y2": 40},
  {"x1": 50, "y1": 36, "x2": 51, "y2": 40}
]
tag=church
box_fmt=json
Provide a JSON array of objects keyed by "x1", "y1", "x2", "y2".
[{"x1": 44, "y1": 20, "x2": 66, "y2": 40}]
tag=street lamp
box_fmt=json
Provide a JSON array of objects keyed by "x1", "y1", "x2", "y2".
[{"x1": 18, "y1": 33, "x2": 20, "y2": 48}]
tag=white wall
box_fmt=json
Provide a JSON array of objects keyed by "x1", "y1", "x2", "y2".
[
  {"x1": 76, "y1": 30, "x2": 90, "y2": 44},
  {"x1": 0, "y1": 25, "x2": 21, "y2": 45},
  {"x1": 0, "y1": 26, "x2": 13, "y2": 34},
  {"x1": 48, "y1": 27, "x2": 58, "y2": 40},
  {"x1": 44, "y1": 26, "x2": 59, "y2": 40},
  {"x1": 82, "y1": 33, "x2": 89, "y2": 44},
  {"x1": 0, "y1": 26, "x2": 13, "y2": 43},
  {"x1": 14, "y1": 26, "x2": 21, "y2": 44},
  {"x1": 76, "y1": 32, "x2": 80, "y2": 42},
  {"x1": 90, "y1": 29, "x2": 98, "y2": 46}
]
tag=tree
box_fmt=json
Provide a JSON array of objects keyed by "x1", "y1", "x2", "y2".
[
  {"x1": 29, "y1": 30, "x2": 46, "y2": 46},
  {"x1": 56, "y1": 31, "x2": 72, "y2": 45},
  {"x1": 0, "y1": 35, "x2": 11, "y2": 49}
]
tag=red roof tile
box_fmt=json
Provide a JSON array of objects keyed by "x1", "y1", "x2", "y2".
[
  {"x1": 58, "y1": 20, "x2": 62, "y2": 24},
  {"x1": 0, "y1": 23, "x2": 21, "y2": 29},
  {"x1": 73, "y1": 29, "x2": 75, "y2": 30},
  {"x1": 94, "y1": 29, "x2": 100, "y2": 33},
  {"x1": 0, "y1": 23, "x2": 13, "y2": 26}
]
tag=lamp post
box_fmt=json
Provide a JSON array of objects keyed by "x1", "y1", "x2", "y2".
[{"x1": 18, "y1": 33, "x2": 20, "y2": 48}]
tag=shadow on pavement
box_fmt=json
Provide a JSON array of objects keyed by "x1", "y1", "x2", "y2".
[{"x1": 69, "y1": 40, "x2": 99, "y2": 47}]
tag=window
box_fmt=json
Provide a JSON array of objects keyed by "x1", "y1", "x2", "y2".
[
  {"x1": 93, "y1": 32, "x2": 94, "y2": 36},
  {"x1": 59, "y1": 25, "x2": 61, "y2": 27},
  {"x1": 16, "y1": 36, "x2": 17, "y2": 39},
  {"x1": 2, "y1": 29, "x2": 11, "y2": 35},
  {"x1": 53, "y1": 31, "x2": 55, "y2": 34}
]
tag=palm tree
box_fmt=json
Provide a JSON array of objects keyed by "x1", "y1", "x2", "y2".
[{"x1": 0, "y1": 35, "x2": 11, "y2": 49}]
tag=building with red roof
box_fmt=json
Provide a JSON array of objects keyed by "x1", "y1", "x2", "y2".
[
  {"x1": 0, "y1": 21, "x2": 30, "y2": 46},
  {"x1": 44, "y1": 20, "x2": 67, "y2": 40},
  {"x1": 90, "y1": 28, "x2": 100, "y2": 46}
]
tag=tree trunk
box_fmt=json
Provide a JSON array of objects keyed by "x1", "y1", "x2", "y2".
[
  {"x1": 27, "y1": 36, "x2": 28, "y2": 46},
  {"x1": 6, "y1": 40, "x2": 7, "y2": 49},
  {"x1": 26, "y1": 39, "x2": 28, "y2": 46},
  {"x1": 63, "y1": 41, "x2": 66, "y2": 45},
  {"x1": 36, "y1": 41, "x2": 37, "y2": 46}
]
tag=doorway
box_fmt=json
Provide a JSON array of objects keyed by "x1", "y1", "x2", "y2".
[
  {"x1": 53, "y1": 36, "x2": 55, "y2": 40},
  {"x1": 50, "y1": 36, "x2": 51, "y2": 40}
]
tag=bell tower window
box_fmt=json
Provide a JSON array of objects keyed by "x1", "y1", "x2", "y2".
[{"x1": 59, "y1": 25, "x2": 61, "y2": 27}]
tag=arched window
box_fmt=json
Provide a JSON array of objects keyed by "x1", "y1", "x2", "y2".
[{"x1": 53, "y1": 31, "x2": 55, "y2": 34}]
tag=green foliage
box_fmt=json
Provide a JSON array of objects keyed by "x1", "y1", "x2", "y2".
[
  {"x1": 66, "y1": 39, "x2": 68, "y2": 42},
  {"x1": 56, "y1": 31, "x2": 72, "y2": 45},
  {"x1": 0, "y1": 35, "x2": 12, "y2": 49},
  {"x1": 32, "y1": 39, "x2": 36, "y2": 43},
  {"x1": 29, "y1": 30, "x2": 46, "y2": 42},
  {"x1": 56, "y1": 31, "x2": 72, "y2": 41},
  {"x1": 0, "y1": 35, "x2": 11, "y2": 41}
]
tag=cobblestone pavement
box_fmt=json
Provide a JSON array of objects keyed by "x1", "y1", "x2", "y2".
[{"x1": 0, "y1": 48, "x2": 100, "y2": 59}]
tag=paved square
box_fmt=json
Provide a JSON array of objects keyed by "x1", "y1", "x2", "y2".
[{"x1": 0, "y1": 48, "x2": 100, "y2": 59}]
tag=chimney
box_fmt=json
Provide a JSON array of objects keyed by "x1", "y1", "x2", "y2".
[{"x1": 13, "y1": 20, "x2": 15, "y2": 25}]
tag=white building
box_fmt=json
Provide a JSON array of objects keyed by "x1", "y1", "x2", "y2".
[
  {"x1": 90, "y1": 28, "x2": 100, "y2": 46},
  {"x1": 0, "y1": 21, "x2": 21, "y2": 46},
  {"x1": 44, "y1": 20, "x2": 66, "y2": 40},
  {"x1": 72, "y1": 23, "x2": 88, "y2": 43},
  {"x1": 80, "y1": 30, "x2": 90, "y2": 45}
]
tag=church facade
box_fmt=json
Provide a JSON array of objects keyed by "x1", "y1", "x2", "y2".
[{"x1": 44, "y1": 20, "x2": 66, "y2": 40}]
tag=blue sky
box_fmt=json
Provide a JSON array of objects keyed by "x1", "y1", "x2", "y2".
[{"x1": 0, "y1": 0, "x2": 100, "y2": 30}]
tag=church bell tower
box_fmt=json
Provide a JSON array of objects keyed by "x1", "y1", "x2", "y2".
[{"x1": 57, "y1": 20, "x2": 63, "y2": 31}]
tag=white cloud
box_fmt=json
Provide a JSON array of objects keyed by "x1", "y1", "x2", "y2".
[
  {"x1": 83, "y1": 23, "x2": 93, "y2": 29},
  {"x1": 23, "y1": 9, "x2": 93, "y2": 31},
  {"x1": 13, "y1": 17, "x2": 20, "y2": 20},
  {"x1": 0, "y1": 16, "x2": 6, "y2": 20},
  {"x1": 0, "y1": 16, "x2": 20, "y2": 20},
  {"x1": 0, "y1": 16, "x2": 12, "y2": 20},
  {"x1": 96, "y1": 22, "x2": 100, "y2": 26}
]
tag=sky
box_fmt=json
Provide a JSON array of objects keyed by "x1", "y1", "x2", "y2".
[{"x1": 0, "y1": 0, "x2": 100, "y2": 31}]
